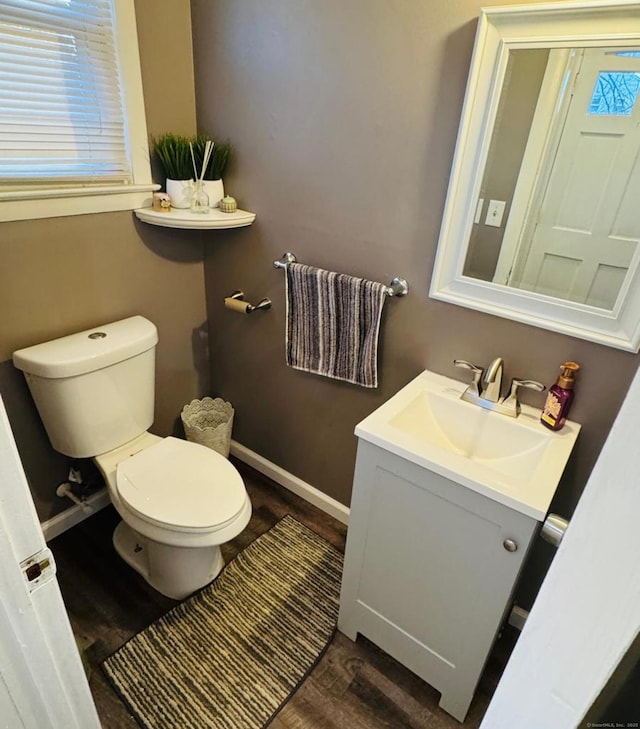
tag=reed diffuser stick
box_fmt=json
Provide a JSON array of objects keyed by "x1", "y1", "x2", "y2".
[
  {"x1": 189, "y1": 143, "x2": 198, "y2": 180},
  {"x1": 199, "y1": 140, "x2": 214, "y2": 181}
]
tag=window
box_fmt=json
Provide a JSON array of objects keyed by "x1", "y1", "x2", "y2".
[
  {"x1": 0, "y1": 0, "x2": 156, "y2": 222},
  {"x1": 588, "y1": 51, "x2": 640, "y2": 117},
  {"x1": 588, "y1": 71, "x2": 640, "y2": 116}
]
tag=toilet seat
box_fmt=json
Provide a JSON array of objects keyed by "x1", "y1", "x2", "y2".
[{"x1": 116, "y1": 436, "x2": 247, "y2": 533}]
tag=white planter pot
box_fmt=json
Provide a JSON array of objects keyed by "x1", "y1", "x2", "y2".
[
  {"x1": 202, "y1": 179, "x2": 224, "y2": 208},
  {"x1": 165, "y1": 178, "x2": 193, "y2": 209}
]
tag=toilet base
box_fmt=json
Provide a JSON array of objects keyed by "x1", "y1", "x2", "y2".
[{"x1": 112, "y1": 521, "x2": 224, "y2": 600}]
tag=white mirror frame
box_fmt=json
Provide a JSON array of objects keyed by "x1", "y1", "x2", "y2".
[{"x1": 430, "y1": 0, "x2": 640, "y2": 352}]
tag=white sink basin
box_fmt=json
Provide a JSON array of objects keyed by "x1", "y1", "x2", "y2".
[{"x1": 355, "y1": 369, "x2": 580, "y2": 520}]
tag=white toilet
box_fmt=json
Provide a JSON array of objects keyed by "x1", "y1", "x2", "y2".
[{"x1": 13, "y1": 316, "x2": 251, "y2": 600}]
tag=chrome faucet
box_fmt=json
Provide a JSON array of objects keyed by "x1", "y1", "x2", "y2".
[
  {"x1": 482, "y1": 357, "x2": 503, "y2": 403},
  {"x1": 454, "y1": 358, "x2": 545, "y2": 417}
]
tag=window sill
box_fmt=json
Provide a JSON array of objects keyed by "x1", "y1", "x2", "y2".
[{"x1": 0, "y1": 184, "x2": 161, "y2": 223}]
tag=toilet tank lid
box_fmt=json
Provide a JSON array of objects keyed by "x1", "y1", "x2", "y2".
[{"x1": 12, "y1": 316, "x2": 158, "y2": 379}]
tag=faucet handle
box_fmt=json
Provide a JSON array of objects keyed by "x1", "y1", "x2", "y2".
[
  {"x1": 513, "y1": 378, "x2": 545, "y2": 392},
  {"x1": 453, "y1": 359, "x2": 484, "y2": 396},
  {"x1": 502, "y1": 378, "x2": 546, "y2": 415}
]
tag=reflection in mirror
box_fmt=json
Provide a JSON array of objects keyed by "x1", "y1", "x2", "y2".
[
  {"x1": 464, "y1": 46, "x2": 640, "y2": 311},
  {"x1": 463, "y1": 49, "x2": 549, "y2": 282},
  {"x1": 429, "y1": 2, "x2": 640, "y2": 351}
]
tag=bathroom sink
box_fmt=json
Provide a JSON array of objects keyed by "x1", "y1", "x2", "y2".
[{"x1": 355, "y1": 369, "x2": 580, "y2": 519}]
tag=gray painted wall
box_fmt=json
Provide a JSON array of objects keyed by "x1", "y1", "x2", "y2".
[
  {"x1": 191, "y1": 0, "x2": 639, "y2": 608},
  {"x1": 2, "y1": 0, "x2": 636, "y2": 614},
  {"x1": 0, "y1": 0, "x2": 205, "y2": 522}
]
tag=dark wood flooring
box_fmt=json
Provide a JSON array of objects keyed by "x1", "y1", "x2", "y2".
[{"x1": 50, "y1": 460, "x2": 517, "y2": 728}]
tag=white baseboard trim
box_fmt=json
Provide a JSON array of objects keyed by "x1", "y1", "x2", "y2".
[
  {"x1": 230, "y1": 440, "x2": 350, "y2": 525},
  {"x1": 41, "y1": 442, "x2": 352, "y2": 541},
  {"x1": 41, "y1": 487, "x2": 111, "y2": 543}
]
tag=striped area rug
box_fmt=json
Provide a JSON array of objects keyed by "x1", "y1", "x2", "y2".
[{"x1": 102, "y1": 516, "x2": 343, "y2": 729}]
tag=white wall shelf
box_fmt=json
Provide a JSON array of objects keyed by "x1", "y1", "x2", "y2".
[{"x1": 134, "y1": 207, "x2": 256, "y2": 230}]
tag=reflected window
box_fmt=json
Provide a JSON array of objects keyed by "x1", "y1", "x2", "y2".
[{"x1": 588, "y1": 71, "x2": 640, "y2": 115}]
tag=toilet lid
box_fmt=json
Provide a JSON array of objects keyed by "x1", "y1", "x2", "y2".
[{"x1": 116, "y1": 437, "x2": 247, "y2": 531}]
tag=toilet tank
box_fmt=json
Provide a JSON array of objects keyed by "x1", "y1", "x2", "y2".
[{"x1": 13, "y1": 316, "x2": 158, "y2": 458}]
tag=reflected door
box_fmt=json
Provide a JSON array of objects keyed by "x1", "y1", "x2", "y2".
[{"x1": 512, "y1": 49, "x2": 640, "y2": 309}]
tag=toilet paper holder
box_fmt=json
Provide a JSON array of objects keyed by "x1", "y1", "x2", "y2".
[{"x1": 224, "y1": 290, "x2": 272, "y2": 314}]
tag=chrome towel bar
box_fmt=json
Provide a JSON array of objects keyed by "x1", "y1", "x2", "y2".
[{"x1": 273, "y1": 252, "x2": 409, "y2": 297}]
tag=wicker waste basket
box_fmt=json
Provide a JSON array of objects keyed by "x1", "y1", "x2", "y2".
[{"x1": 180, "y1": 397, "x2": 234, "y2": 458}]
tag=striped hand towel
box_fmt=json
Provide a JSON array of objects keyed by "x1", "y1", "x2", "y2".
[{"x1": 285, "y1": 262, "x2": 387, "y2": 388}]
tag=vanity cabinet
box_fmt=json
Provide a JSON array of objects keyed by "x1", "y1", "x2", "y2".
[{"x1": 338, "y1": 440, "x2": 538, "y2": 722}]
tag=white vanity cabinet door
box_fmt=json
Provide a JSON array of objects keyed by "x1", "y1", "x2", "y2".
[{"x1": 338, "y1": 440, "x2": 538, "y2": 722}]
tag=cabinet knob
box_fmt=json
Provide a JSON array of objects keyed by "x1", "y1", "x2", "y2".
[{"x1": 503, "y1": 538, "x2": 518, "y2": 552}]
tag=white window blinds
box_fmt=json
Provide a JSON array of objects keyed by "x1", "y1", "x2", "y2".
[{"x1": 0, "y1": 0, "x2": 131, "y2": 186}]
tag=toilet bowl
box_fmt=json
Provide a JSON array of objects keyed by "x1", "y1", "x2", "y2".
[
  {"x1": 95, "y1": 433, "x2": 251, "y2": 599},
  {"x1": 12, "y1": 316, "x2": 252, "y2": 600}
]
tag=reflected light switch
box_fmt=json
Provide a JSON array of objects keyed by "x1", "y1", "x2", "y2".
[{"x1": 485, "y1": 199, "x2": 506, "y2": 227}]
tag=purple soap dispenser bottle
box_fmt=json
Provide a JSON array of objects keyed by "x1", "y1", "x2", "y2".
[{"x1": 540, "y1": 362, "x2": 580, "y2": 431}]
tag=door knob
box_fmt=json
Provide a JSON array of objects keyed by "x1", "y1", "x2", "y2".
[{"x1": 503, "y1": 538, "x2": 518, "y2": 552}]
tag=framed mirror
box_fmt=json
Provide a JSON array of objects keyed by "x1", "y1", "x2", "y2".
[{"x1": 430, "y1": 0, "x2": 640, "y2": 351}]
